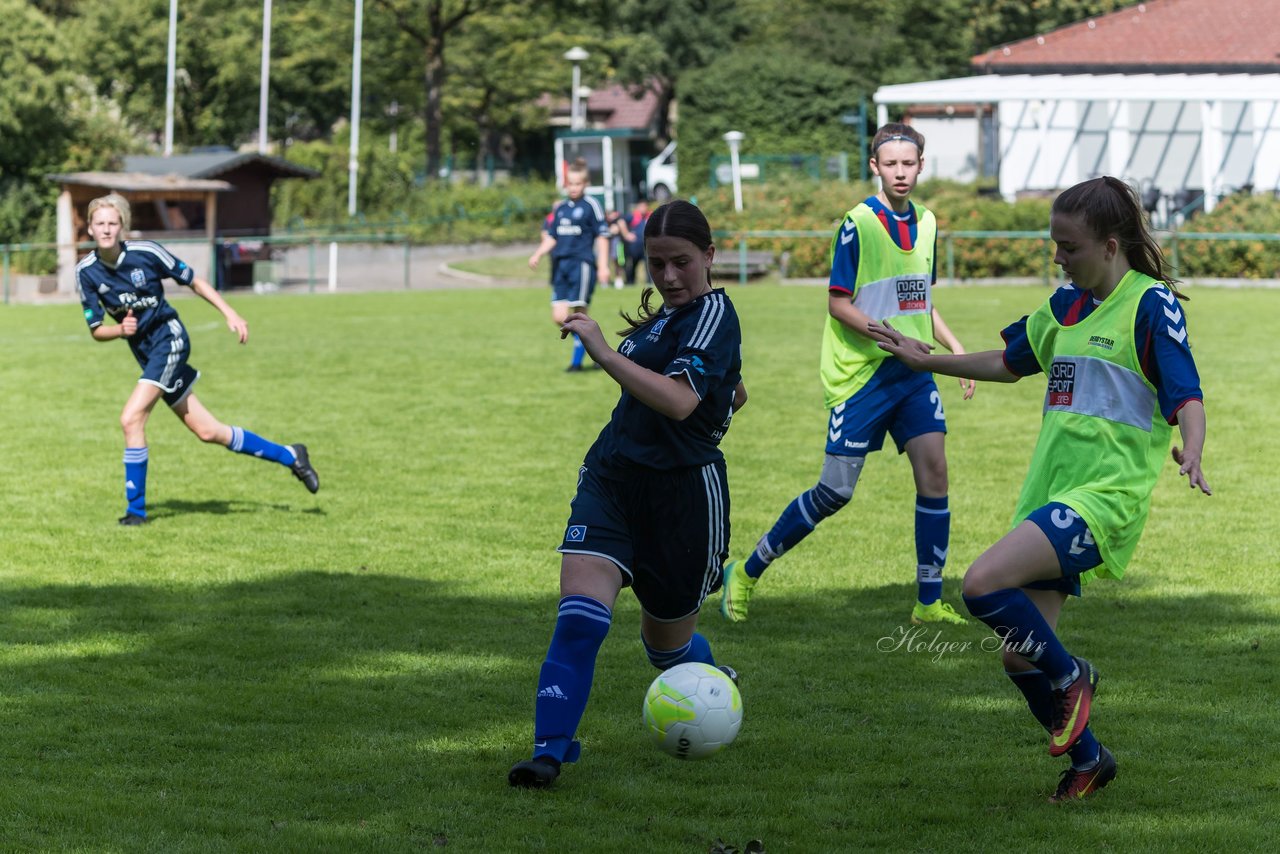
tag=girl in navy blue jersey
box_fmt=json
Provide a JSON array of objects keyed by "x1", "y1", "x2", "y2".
[
  {"x1": 872, "y1": 176, "x2": 1209, "y2": 802},
  {"x1": 509, "y1": 200, "x2": 748, "y2": 788},
  {"x1": 77, "y1": 194, "x2": 319, "y2": 525}
]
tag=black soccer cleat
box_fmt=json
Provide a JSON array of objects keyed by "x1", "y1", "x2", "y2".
[
  {"x1": 289, "y1": 444, "x2": 320, "y2": 494},
  {"x1": 717, "y1": 665, "x2": 740, "y2": 687},
  {"x1": 508, "y1": 756, "x2": 561, "y2": 789},
  {"x1": 118, "y1": 513, "x2": 148, "y2": 526}
]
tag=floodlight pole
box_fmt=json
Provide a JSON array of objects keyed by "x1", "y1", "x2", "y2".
[
  {"x1": 564, "y1": 47, "x2": 590, "y2": 130},
  {"x1": 258, "y1": 0, "x2": 272, "y2": 154},
  {"x1": 164, "y1": 0, "x2": 178, "y2": 156},
  {"x1": 724, "y1": 131, "x2": 745, "y2": 212},
  {"x1": 348, "y1": 0, "x2": 364, "y2": 217}
]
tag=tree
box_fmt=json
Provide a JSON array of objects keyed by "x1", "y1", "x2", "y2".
[
  {"x1": 678, "y1": 48, "x2": 864, "y2": 190},
  {"x1": 371, "y1": 0, "x2": 509, "y2": 181},
  {"x1": 607, "y1": 0, "x2": 750, "y2": 142}
]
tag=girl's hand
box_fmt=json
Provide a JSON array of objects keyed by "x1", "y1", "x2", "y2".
[
  {"x1": 226, "y1": 312, "x2": 249, "y2": 344},
  {"x1": 1171, "y1": 446, "x2": 1212, "y2": 495},
  {"x1": 120, "y1": 309, "x2": 137, "y2": 338},
  {"x1": 559, "y1": 312, "x2": 607, "y2": 358},
  {"x1": 867, "y1": 319, "x2": 934, "y2": 370},
  {"x1": 958, "y1": 376, "x2": 976, "y2": 400}
]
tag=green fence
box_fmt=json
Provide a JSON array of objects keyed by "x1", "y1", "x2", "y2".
[{"x1": 709, "y1": 229, "x2": 1280, "y2": 285}]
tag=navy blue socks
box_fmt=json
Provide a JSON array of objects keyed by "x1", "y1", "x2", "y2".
[
  {"x1": 532, "y1": 595, "x2": 612, "y2": 764},
  {"x1": 915, "y1": 494, "x2": 949, "y2": 605}
]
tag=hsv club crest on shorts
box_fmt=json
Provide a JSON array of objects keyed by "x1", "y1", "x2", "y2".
[
  {"x1": 1047, "y1": 361, "x2": 1076, "y2": 407},
  {"x1": 566, "y1": 525, "x2": 588, "y2": 543}
]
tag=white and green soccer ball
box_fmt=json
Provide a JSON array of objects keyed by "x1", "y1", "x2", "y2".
[{"x1": 642, "y1": 662, "x2": 743, "y2": 760}]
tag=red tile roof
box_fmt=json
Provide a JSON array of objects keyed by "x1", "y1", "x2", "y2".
[
  {"x1": 974, "y1": 0, "x2": 1280, "y2": 72},
  {"x1": 540, "y1": 81, "x2": 662, "y2": 130}
]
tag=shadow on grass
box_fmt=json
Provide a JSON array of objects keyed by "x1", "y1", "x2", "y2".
[
  {"x1": 0, "y1": 572, "x2": 1273, "y2": 849},
  {"x1": 147, "y1": 498, "x2": 327, "y2": 518}
]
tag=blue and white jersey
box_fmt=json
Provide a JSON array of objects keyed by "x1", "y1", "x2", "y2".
[
  {"x1": 77, "y1": 240, "x2": 195, "y2": 338},
  {"x1": 585, "y1": 289, "x2": 743, "y2": 473},
  {"x1": 1001, "y1": 282, "x2": 1202, "y2": 424},
  {"x1": 545, "y1": 197, "x2": 609, "y2": 261}
]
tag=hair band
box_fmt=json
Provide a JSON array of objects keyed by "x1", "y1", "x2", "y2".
[{"x1": 873, "y1": 134, "x2": 921, "y2": 153}]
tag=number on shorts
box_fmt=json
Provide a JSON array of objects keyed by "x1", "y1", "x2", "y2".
[{"x1": 930, "y1": 389, "x2": 944, "y2": 420}]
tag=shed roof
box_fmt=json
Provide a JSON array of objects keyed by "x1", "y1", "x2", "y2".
[
  {"x1": 122, "y1": 151, "x2": 318, "y2": 180},
  {"x1": 974, "y1": 0, "x2": 1280, "y2": 73},
  {"x1": 46, "y1": 171, "x2": 232, "y2": 194}
]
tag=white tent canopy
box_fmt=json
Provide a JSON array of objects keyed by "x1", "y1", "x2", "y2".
[{"x1": 875, "y1": 73, "x2": 1280, "y2": 211}]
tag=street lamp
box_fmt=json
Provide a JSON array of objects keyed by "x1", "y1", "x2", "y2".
[
  {"x1": 564, "y1": 46, "x2": 589, "y2": 130},
  {"x1": 723, "y1": 131, "x2": 745, "y2": 212}
]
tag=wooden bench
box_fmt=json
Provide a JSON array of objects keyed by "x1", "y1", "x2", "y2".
[{"x1": 710, "y1": 250, "x2": 774, "y2": 279}]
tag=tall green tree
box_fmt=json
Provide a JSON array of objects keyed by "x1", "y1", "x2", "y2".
[{"x1": 371, "y1": 0, "x2": 510, "y2": 181}]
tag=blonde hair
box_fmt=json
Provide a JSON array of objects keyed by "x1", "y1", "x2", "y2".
[
  {"x1": 566, "y1": 157, "x2": 589, "y2": 180},
  {"x1": 87, "y1": 193, "x2": 132, "y2": 232}
]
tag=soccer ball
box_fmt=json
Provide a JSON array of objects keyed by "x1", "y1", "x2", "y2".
[{"x1": 642, "y1": 662, "x2": 743, "y2": 760}]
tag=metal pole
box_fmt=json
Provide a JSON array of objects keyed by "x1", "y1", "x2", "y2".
[
  {"x1": 724, "y1": 131, "x2": 745, "y2": 213},
  {"x1": 403, "y1": 235, "x2": 411, "y2": 289},
  {"x1": 571, "y1": 63, "x2": 581, "y2": 129},
  {"x1": 164, "y1": 0, "x2": 178, "y2": 155},
  {"x1": 258, "y1": 0, "x2": 272, "y2": 154},
  {"x1": 2, "y1": 247, "x2": 10, "y2": 305},
  {"x1": 308, "y1": 238, "x2": 316, "y2": 294},
  {"x1": 348, "y1": 0, "x2": 364, "y2": 217}
]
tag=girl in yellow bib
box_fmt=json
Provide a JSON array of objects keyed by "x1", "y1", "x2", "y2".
[
  {"x1": 721, "y1": 123, "x2": 974, "y2": 627},
  {"x1": 872, "y1": 176, "x2": 1210, "y2": 802}
]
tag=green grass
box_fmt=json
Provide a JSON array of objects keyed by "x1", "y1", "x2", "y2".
[
  {"x1": 448, "y1": 254, "x2": 542, "y2": 280},
  {"x1": 0, "y1": 284, "x2": 1275, "y2": 851}
]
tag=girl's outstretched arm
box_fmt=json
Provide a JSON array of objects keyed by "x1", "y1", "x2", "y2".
[{"x1": 868, "y1": 319, "x2": 1018, "y2": 383}]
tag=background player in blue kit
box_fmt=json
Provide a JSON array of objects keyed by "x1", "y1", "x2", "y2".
[
  {"x1": 721, "y1": 123, "x2": 975, "y2": 627},
  {"x1": 872, "y1": 176, "x2": 1210, "y2": 802},
  {"x1": 509, "y1": 200, "x2": 748, "y2": 789},
  {"x1": 77, "y1": 194, "x2": 319, "y2": 525},
  {"x1": 528, "y1": 159, "x2": 611, "y2": 371}
]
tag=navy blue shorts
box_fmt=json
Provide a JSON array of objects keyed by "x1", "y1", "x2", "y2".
[
  {"x1": 826, "y1": 363, "x2": 945, "y2": 457},
  {"x1": 1023, "y1": 502, "x2": 1103, "y2": 597},
  {"x1": 131, "y1": 318, "x2": 199, "y2": 407},
  {"x1": 558, "y1": 460, "x2": 729, "y2": 622},
  {"x1": 550, "y1": 258, "x2": 596, "y2": 307}
]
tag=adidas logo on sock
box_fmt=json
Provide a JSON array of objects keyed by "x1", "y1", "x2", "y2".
[{"x1": 537, "y1": 685, "x2": 568, "y2": 700}]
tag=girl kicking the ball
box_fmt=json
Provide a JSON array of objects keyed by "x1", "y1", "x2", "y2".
[
  {"x1": 509, "y1": 200, "x2": 748, "y2": 788},
  {"x1": 76, "y1": 193, "x2": 319, "y2": 525},
  {"x1": 871, "y1": 176, "x2": 1209, "y2": 802}
]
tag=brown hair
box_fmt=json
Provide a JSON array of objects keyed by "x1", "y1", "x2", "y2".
[
  {"x1": 619, "y1": 199, "x2": 713, "y2": 333},
  {"x1": 871, "y1": 122, "x2": 925, "y2": 157},
  {"x1": 1053, "y1": 176, "x2": 1186, "y2": 299}
]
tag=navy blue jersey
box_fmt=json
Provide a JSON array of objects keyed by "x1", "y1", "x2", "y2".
[
  {"x1": 77, "y1": 240, "x2": 195, "y2": 337},
  {"x1": 1001, "y1": 283, "x2": 1202, "y2": 424},
  {"x1": 585, "y1": 289, "x2": 742, "y2": 473},
  {"x1": 544, "y1": 197, "x2": 609, "y2": 261},
  {"x1": 829, "y1": 196, "x2": 938, "y2": 295}
]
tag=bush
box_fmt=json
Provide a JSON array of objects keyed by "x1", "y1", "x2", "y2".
[{"x1": 271, "y1": 138, "x2": 557, "y2": 244}]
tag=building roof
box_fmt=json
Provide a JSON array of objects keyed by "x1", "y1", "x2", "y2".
[
  {"x1": 876, "y1": 72, "x2": 1280, "y2": 107},
  {"x1": 974, "y1": 0, "x2": 1280, "y2": 74},
  {"x1": 542, "y1": 81, "x2": 663, "y2": 130},
  {"x1": 46, "y1": 171, "x2": 233, "y2": 194},
  {"x1": 122, "y1": 150, "x2": 319, "y2": 180}
]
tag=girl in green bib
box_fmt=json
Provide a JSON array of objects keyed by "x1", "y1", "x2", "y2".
[
  {"x1": 872, "y1": 176, "x2": 1210, "y2": 803},
  {"x1": 721, "y1": 123, "x2": 976, "y2": 628}
]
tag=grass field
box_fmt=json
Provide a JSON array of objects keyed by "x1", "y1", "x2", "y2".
[{"x1": 0, "y1": 282, "x2": 1275, "y2": 851}]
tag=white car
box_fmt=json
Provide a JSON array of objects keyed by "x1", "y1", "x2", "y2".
[{"x1": 645, "y1": 141, "x2": 677, "y2": 201}]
